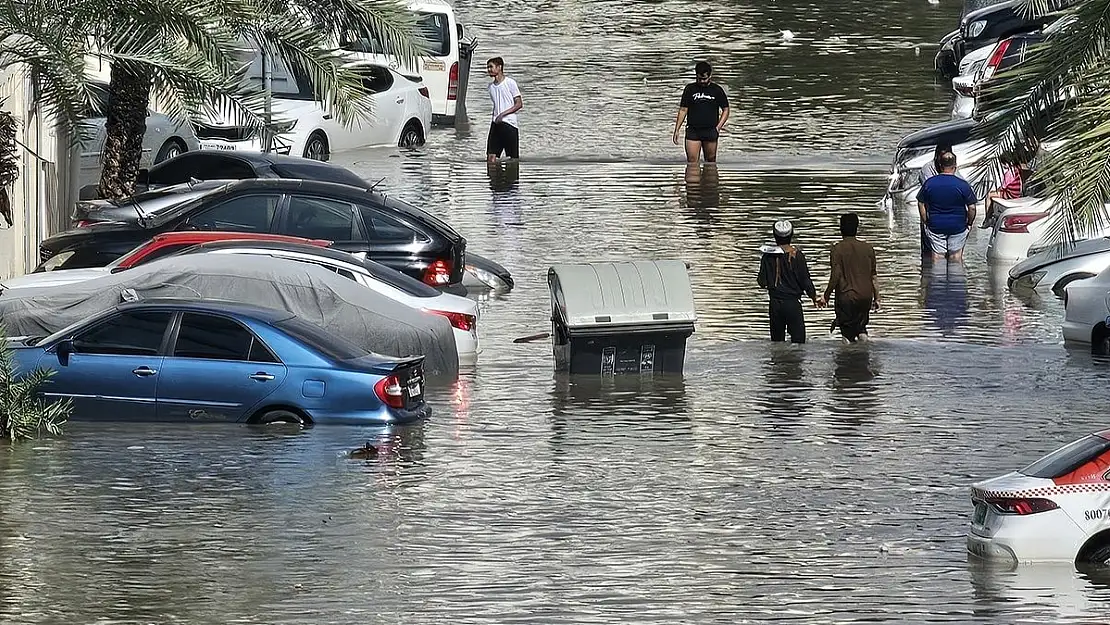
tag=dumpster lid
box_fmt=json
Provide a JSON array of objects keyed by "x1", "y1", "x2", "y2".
[{"x1": 548, "y1": 260, "x2": 696, "y2": 329}]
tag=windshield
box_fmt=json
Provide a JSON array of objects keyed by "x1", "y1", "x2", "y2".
[
  {"x1": 270, "y1": 162, "x2": 369, "y2": 188},
  {"x1": 1020, "y1": 435, "x2": 1110, "y2": 479},
  {"x1": 340, "y1": 11, "x2": 451, "y2": 57}
]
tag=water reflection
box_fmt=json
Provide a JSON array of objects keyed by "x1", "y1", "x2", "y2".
[
  {"x1": 682, "y1": 163, "x2": 721, "y2": 210},
  {"x1": 922, "y1": 259, "x2": 970, "y2": 335},
  {"x1": 827, "y1": 344, "x2": 881, "y2": 433},
  {"x1": 549, "y1": 373, "x2": 689, "y2": 419},
  {"x1": 755, "y1": 344, "x2": 811, "y2": 433},
  {"x1": 967, "y1": 562, "x2": 1110, "y2": 621},
  {"x1": 486, "y1": 160, "x2": 524, "y2": 228}
]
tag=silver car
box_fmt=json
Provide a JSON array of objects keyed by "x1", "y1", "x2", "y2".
[
  {"x1": 78, "y1": 82, "x2": 201, "y2": 189},
  {"x1": 1008, "y1": 236, "x2": 1110, "y2": 298}
]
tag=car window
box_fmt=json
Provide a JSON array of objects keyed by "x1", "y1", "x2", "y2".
[
  {"x1": 358, "y1": 205, "x2": 424, "y2": 242},
  {"x1": 1020, "y1": 435, "x2": 1110, "y2": 479},
  {"x1": 72, "y1": 311, "x2": 172, "y2": 356},
  {"x1": 187, "y1": 194, "x2": 280, "y2": 232},
  {"x1": 362, "y1": 66, "x2": 395, "y2": 94},
  {"x1": 173, "y1": 313, "x2": 278, "y2": 362},
  {"x1": 148, "y1": 154, "x2": 256, "y2": 185},
  {"x1": 275, "y1": 317, "x2": 369, "y2": 362},
  {"x1": 315, "y1": 263, "x2": 358, "y2": 281},
  {"x1": 416, "y1": 11, "x2": 451, "y2": 57},
  {"x1": 286, "y1": 196, "x2": 360, "y2": 241}
]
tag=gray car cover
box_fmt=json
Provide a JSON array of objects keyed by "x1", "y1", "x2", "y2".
[{"x1": 0, "y1": 254, "x2": 459, "y2": 376}]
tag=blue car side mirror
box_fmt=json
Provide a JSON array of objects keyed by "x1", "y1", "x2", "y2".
[{"x1": 55, "y1": 339, "x2": 74, "y2": 366}]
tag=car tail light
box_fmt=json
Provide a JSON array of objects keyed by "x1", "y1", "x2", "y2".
[
  {"x1": 447, "y1": 62, "x2": 459, "y2": 101},
  {"x1": 422, "y1": 259, "x2": 453, "y2": 286},
  {"x1": 418, "y1": 86, "x2": 430, "y2": 99},
  {"x1": 426, "y1": 309, "x2": 475, "y2": 331},
  {"x1": 987, "y1": 497, "x2": 1059, "y2": 515},
  {"x1": 373, "y1": 374, "x2": 405, "y2": 409},
  {"x1": 1000, "y1": 211, "x2": 1049, "y2": 233},
  {"x1": 981, "y1": 39, "x2": 1012, "y2": 82},
  {"x1": 75, "y1": 220, "x2": 94, "y2": 228}
]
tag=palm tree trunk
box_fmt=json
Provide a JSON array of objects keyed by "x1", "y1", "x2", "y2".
[{"x1": 98, "y1": 63, "x2": 152, "y2": 199}]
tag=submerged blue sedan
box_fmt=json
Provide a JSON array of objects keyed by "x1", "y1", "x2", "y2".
[{"x1": 9, "y1": 299, "x2": 430, "y2": 425}]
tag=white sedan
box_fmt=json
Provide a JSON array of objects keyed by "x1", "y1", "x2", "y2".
[
  {"x1": 968, "y1": 431, "x2": 1110, "y2": 566},
  {"x1": 194, "y1": 61, "x2": 432, "y2": 160},
  {"x1": 1062, "y1": 262, "x2": 1110, "y2": 354},
  {"x1": 988, "y1": 197, "x2": 1110, "y2": 264},
  {"x1": 1008, "y1": 236, "x2": 1110, "y2": 297}
]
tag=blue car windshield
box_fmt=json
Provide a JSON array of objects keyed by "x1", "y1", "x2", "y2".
[{"x1": 276, "y1": 317, "x2": 369, "y2": 361}]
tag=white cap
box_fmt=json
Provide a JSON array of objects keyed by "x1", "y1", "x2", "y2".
[{"x1": 773, "y1": 220, "x2": 793, "y2": 238}]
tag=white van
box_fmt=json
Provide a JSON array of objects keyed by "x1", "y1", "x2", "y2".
[{"x1": 341, "y1": 0, "x2": 478, "y2": 127}]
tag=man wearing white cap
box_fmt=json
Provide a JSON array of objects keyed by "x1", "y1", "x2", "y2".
[{"x1": 757, "y1": 219, "x2": 818, "y2": 343}]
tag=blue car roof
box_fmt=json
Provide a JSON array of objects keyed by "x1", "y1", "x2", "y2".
[{"x1": 114, "y1": 298, "x2": 297, "y2": 323}]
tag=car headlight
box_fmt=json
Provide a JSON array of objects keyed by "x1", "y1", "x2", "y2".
[
  {"x1": 269, "y1": 119, "x2": 297, "y2": 134},
  {"x1": 467, "y1": 266, "x2": 503, "y2": 289},
  {"x1": 967, "y1": 19, "x2": 987, "y2": 39},
  {"x1": 1013, "y1": 271, "x2": 1047, "y2": 289},
  {"x1": 40, "y1": 250, "x2": 74, "y2": 272}
]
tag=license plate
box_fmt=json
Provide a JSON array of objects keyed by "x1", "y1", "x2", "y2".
[
  {"x1": 407, "y1": 380, "x2": 422, "y2": 397},
  {"x1": 972, "y1": 501, "x2": 987, "y2": 526},
  {"x1": 423, "y1": 59, "x2": 446, "y2": 71},
  {"x1": 200, "y1": 141, "x2": 235, "y2": 151}
]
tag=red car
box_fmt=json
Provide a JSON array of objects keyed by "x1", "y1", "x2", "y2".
[{"x1": 37, "y1": 231, "x2": 332, "y2": 274}]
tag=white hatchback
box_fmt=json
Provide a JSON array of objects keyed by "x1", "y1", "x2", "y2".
[
  {"x1": 195, "y1": 59, "x2": 432, "y2": 160},
  {"x1": 968, "y1": 431, "x2": 1110, "y2": 567}
]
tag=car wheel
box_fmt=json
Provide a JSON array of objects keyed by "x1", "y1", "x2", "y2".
[
  {"x1": 255, "y1": 409, "x2": 306, "y2": 426},
  {"x1": 399, "y1": 121, "x2": 424, "y2": 148},
  {"x1": 303, "y1": 132, "x2": 330, "y2": 162},
  {"x1": 154, "y1": 139, "x2": 187, "y2": 164},
  {"x1": 1078, "y1": 534, "x2": 1110, "y2": 569}
]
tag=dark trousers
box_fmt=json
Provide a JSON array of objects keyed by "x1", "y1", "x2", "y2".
[
  {"x1": 835, "y1": 297, "x2": 872, "y2": 342},
  {"x1": 769, "y1": 298, "x2": 806, "y2": 343}
]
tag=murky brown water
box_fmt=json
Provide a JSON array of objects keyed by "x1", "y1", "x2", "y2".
[{"x1": 4, "y1": 0, "x2": 1109, "y2": 622}]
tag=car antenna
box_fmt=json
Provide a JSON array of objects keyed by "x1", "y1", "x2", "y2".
[{"x1": 368, "y1": 176, "x2": 386, "y2": 191}]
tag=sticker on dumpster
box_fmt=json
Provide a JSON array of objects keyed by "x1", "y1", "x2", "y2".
[
  {"x1": 640, "y1": 345, "x2": 655, "y2": 373},
  {"x1": 601, "y1": 347, "x2": 616, "y2": 376}
]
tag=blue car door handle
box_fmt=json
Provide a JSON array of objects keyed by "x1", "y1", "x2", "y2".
[
  {"x1": 249, "y1": 372, "x2": 276, "y2": 382},
  {"x1": 132, "y1": 366, "x2": 158, "y2": 377}
]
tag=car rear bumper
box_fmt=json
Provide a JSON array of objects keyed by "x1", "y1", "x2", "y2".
[
  {"x1": 986, "y1": 231, "x2": 1034, "y2": 263},
  {"x1": 967, "y1": 509, "x2": 1086, "y2": 564}
]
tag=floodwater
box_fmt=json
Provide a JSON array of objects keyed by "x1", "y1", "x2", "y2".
[{"x1": 3, "y1": 0, "x2": 1110, "y2": 623}]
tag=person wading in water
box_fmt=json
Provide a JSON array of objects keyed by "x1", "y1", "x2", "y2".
[
  {"x1": 757, "y1": 220, "x2": 817, "y2": 343},
  {"x1": 817, "y1": 213, "x2": 881, "y2": 342}
]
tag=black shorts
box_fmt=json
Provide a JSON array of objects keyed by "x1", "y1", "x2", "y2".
[
  {"x1": 487, "y1": 122, "x2": 520, "y2": 159},
  {"x1": 685, "y1": 126, "x2": 719, "y2": 142}
]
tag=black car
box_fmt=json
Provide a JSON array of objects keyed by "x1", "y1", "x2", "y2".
[
  {"x1": 41, "y1": 178, "x2": 467, "y2": 286},
  {"x1": 77, "y1": 150, "x2": 374, "y2": 202},
  {"x1": 935, "y1": 0, "x2": 1069, "y2": 77}
]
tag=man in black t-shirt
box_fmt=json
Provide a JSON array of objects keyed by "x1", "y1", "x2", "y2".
[{"x1": 672, "y1": 61, "x2": 730, "y2": 164}]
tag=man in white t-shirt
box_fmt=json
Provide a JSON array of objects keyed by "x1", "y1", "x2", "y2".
[{"x1": 486, "y1": 57, "x2": 523, "y2": 163}]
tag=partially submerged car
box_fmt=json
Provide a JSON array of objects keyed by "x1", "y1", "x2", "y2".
[
  {"x1": 0, "y1": 253, "x2": 460, "y2": 376},
  {"x1": 171, "y1": 239, "x2": 482, "y2": 363},
  {"x1": 1062, "y1": 262, "x2": 1110, "y2": 354},
  {"x1": 1008, "y1": 236, "x2": 1110, "y2": 298},
  {"x1": 41, "y1": 178, "x2": 468, "y2": 287},
  {"x1": 968, "y1": 430, "x2": 1110, "y2": 567},
  {"x1": 11, "y1": 299, "x2": 430, "y2": 425}
]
